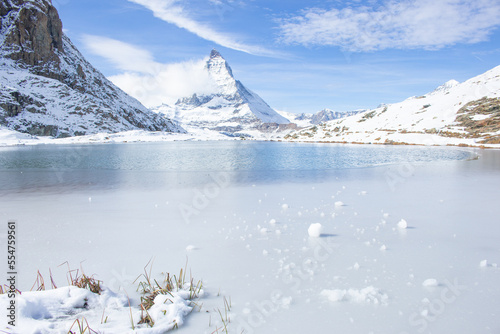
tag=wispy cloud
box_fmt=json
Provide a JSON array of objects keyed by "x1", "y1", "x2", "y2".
[
  {"x1": 127, "y1": 0, "x2": 277, "y2": 57},
  {"x1": 82, "y1": 35, "x2": 159, "y2": 74},
  {"x1": 279, "y1": 0, "x2": 500, "y2": 52},
  {"x1": 82, "y1": 35, "x2": 216, "y2": 107}
]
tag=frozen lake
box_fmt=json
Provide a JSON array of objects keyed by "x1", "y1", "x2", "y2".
[{"x1": 0, "y1": 142, "x2": 499, "y2": 333}]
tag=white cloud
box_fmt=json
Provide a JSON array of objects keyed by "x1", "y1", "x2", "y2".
[
  {"x1": 82, "y1": 35, "x2": 216, "y2": 108},
  {"x1": 109, "y1": 61, "x2": 217, "y2": 108},
  {"x1": 128, "y1": 0, "x2": 276, "y2": 57},
  {"x1": 82, "y1": 35, "x2": 159, "y2": 74},
  {"x1": 279, "y1": 0, "x2": 500, "y2": 51}
]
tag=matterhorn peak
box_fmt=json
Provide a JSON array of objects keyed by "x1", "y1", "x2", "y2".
[
  {"x1": 156, "y1": 48, "x2": 290, "y2": 131},
  {"x1": 210, "y1": 48, "x2": 223, "y2": 59},
  {"x1": 205, "y1": 49, "x2": 236, "y2": 93}
]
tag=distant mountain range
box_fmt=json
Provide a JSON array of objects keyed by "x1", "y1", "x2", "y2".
[
  {"x1": 279, "y1": 109, "x2": 365, "y2": 127},
  {"x1": 0, "y1": 0, "x2": 183, "y2": 138},
  {"x1": 286, "y1": 66, "x2": 500, "y2": 146}
]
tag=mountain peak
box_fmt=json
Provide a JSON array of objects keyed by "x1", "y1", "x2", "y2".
[
  {"x1": 205, "y1": 49, "x2": 235, "y2": 88},
  {"x1": 210, "y1": 49, "x2": 223, "y2": 59},
  {"x1": 429, "y1": 79, "x2": 460, "y2": 95}
]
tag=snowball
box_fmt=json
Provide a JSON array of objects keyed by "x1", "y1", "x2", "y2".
[
  {"x1": 282, "y1": 204, "x2": 289, "y2": 210},
  {"x1": 308, "y1": 223, "x2": 323, "y2": 237},
  {"x1": 422, "y1": 279, "x2": 439, "y2": 287},
  {"x1": 397, "y1": 219, "x2": 408, "y2": 229},
  {"x1": 479, "y1": 259, "x2": 488, "y2": 268}
]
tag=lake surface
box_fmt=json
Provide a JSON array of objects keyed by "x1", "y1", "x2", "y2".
[{"x1": 0, "y1": 141, "x2": 475, "y2": 193}]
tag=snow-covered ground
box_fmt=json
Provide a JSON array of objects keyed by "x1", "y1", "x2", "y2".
[{"x1": 0, "y1": 143, "x2": 499, "y2": 333}]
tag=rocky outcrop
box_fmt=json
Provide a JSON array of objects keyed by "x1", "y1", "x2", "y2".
[
  {"x1": 455, "y1": 97, "x2": 500, "y2": 144},
  {"x1": 0, "y1": 0, "x2": 183, "y2": 137},
  {"x1": 1, "y1": 0, "x2": 63, "y2": 75}
]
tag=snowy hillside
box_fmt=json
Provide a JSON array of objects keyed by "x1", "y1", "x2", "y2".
[
  {"x1": 154, "y1": 49, "x2": 290, "y2": 136},
  {"x1": 286, "y1": 66, "x2": 500, "y2": 147},
  {"x1": 0, "y1": 0, "x2": 183, "y2": 137}
]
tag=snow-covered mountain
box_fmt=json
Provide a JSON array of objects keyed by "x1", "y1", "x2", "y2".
[
  {"x1": 154, "y1": 49, "x2": 290, "y2": 136},
  {"x1": 0, "y1": 0, "x2": 183, "y2": 137},
  {"x1": 286, "y1": 66, "x2": 500, "y2": 147},
  {"x1": 279, "y1": 109, "x2": 366, "y2": 127}
]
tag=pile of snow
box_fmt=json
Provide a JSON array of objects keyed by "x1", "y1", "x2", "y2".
[
  {"x1": 0, "y1": 284, "x2": 203, "y2": 333},
  {"x1": 321, "y1": 286, "x2": 389, "y2": 305},
  {"x1": 422, "y1": 278, "x2": 439, "y2": 287}
]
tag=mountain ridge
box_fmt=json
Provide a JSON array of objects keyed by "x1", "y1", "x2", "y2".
[
  {"x1": 0, "y1": 0, "x2": 183, "y2": 137},
  {"x1": 285, "y1": 65, "x2": 500, "y2": 146}
]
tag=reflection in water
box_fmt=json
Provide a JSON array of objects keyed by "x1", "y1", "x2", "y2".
[{"x1": 0, "y1": 141, "x2": 476, "y2": 194}]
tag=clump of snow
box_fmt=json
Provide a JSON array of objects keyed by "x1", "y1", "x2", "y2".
[
  {"x1": 397, "y1": 219, "x2": 408, "y2": 229},
  {"x1": 422, "y1": 278, "x2": 439, "y2": 287},
  {"x1": 282, "y1": 203, "x2": 289, "y2": 210},
  {"x1": 186, "y1": 245, "x2": 197, "y2": 251},
  {"x1": 308, "y1": 223, "x2": 323, "y2": 237},
  {"x1": 269, "y1": 218, "x2": 277, "y2": 225},
  {"x1": 321, "y1": 286, "x2": 388, "y2": 305},
  {"x1": 334, "y1": 201, "x2": 345, "y2": 207},
  {"x1": 379, "y1": 245, "x2": 387, "y2": 251},
  {"x1": 480, "y1": 259, "x2": 488, "y2": 268}
]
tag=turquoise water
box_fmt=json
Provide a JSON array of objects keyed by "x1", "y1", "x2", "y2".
[{"x1": 0, "y1": 141, "x2": 473, "y2": 192}]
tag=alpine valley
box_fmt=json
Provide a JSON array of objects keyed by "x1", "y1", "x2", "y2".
[{"x1": 0, "y1": 0, "x2": 499, "y2": 148}]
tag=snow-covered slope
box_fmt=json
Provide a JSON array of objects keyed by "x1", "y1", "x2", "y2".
[
  {"x1": 0, "y1": 0, "x2": 183, "y2": 137},
  {"x1": 154, "y1": 50, "x2": 289, "y2": 136},
  {"x1": 286, "y1": 66, "x2": 500, "y2": 147}
]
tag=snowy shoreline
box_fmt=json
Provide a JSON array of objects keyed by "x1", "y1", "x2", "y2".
[{"x1": 2, "y1": 127, "x2": 500, "y2": 149}]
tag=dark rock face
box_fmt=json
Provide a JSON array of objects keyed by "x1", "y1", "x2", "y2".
[
  {"x1": 2, "y1": 0, "x2": 63, "y2": 71},
  {"x1": 0, "y1": 0, "x2": 182, "y2": 137}
]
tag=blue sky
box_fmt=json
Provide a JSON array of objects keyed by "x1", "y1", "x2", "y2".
[{"x1": 54, "y1": 0, "x2": 500, "y2": 114}]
